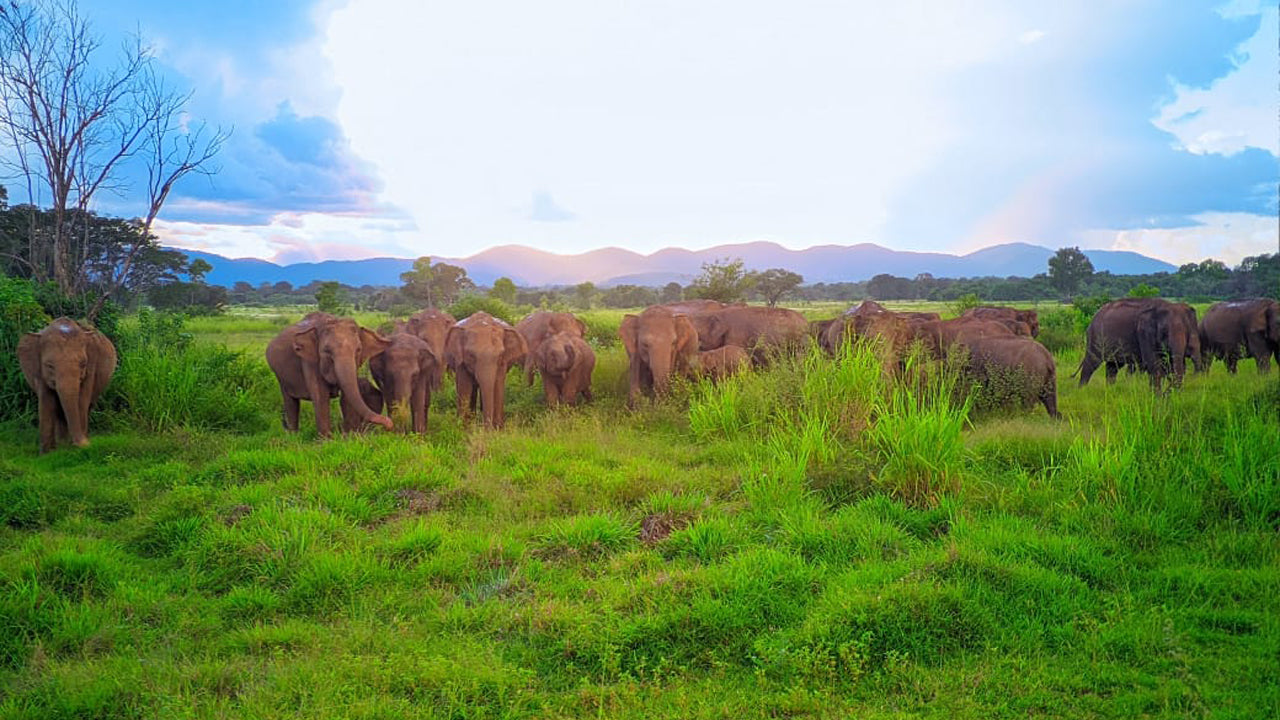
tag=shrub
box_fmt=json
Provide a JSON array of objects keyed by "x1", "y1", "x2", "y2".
[
  {"x1": 105, "y1": 310, "x2": 271, "y2": 433},
  {"x1": 948, "y1": 292, "x2": 982, "y2": 317},
  {"x1": 1127, "y1": 283, "x2": 1160, "y2": 298},
  {"x1": 447, "y1": 295, "x2": 516, "y2": 325},
  {"x1": 0, "y1": 275, "x2": 49, "y2": 421}
]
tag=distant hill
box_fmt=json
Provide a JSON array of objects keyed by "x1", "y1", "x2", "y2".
[{"x1": 177, "y1": 241, "x2": 1177, "y2": 288}]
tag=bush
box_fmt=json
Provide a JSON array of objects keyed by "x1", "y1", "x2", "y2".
[
  {"x1": 446, "y1": 295, "x2": 516, "y2": 325},
  {"x1": 105, "y1": 310, "x2": 272, "y2": 433},
  {"x1": 1127, "y1": 283, "x2": 1160, "y2": 298},
  {"x1": 948, "y1": 292, "x2": 982, "y2": 317},
  {"x1": 0, "y1": 276, "x2": 49, "y2": 421}
]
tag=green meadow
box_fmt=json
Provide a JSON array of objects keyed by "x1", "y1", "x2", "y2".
[{"x1": 1, "y1": 303, "x2": 1277, "y2": 719}]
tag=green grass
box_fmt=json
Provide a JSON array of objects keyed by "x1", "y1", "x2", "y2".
[{"x1": 0, "y1": 307, "x2": 1276, "y2": 718}]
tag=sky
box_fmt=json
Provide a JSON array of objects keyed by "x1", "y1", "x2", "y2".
[{"x1": 46, "y1": 1, "x2": 1280, "y2": 266}]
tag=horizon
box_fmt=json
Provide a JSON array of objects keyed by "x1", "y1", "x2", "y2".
[{"x1": 11, "y1": 1, "x2": 1280, "y2": 268}]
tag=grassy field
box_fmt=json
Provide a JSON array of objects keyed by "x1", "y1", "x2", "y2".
[{"x1": 1, "y1": 303, "x2": 1277, "y2": 719}]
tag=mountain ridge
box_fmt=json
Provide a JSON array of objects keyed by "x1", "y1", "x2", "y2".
[{"x1": 175, "y1": 241, "x2": 1177, "y2": 288}]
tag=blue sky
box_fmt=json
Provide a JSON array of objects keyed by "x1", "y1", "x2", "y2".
[{"x1": 62, "y1": 1, "x2": 1280, "y2": 265}]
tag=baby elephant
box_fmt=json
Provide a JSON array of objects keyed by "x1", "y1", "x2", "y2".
[
  {"x1": 17, "y1": 318, "x2": 117, "y2": 453},
  {"x1": 694, "y1": 345, "x2": 749, "y2": 381},
  {"x1": 529, "y1": 331, "x2": 595, "y2": 406}
]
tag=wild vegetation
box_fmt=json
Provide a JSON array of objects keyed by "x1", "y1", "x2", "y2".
[{"x1": 1, "y1": 301, "x2": 1277, "y2": 718}]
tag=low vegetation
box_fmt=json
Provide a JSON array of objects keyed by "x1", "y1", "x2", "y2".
[{"x1": 0, "y1": 304, "x2": 1277, "y2": 718}]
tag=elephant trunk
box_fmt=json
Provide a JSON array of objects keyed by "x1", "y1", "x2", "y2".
[
  {"x1": 476, "y1": 357, "x2": 506, "y2": 428},
  {"x1": 337, "y1": 361, "x2": 392, "y2": 430},
  {"x1": 54, "y1": 369, "x2": 88, "y2": 447},
  {"x1": 649, "y1": 350, "x2": 674, "y2": 396}
]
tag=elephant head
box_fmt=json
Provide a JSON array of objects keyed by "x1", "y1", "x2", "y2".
[
  {"x1": 533, "y1": 331, "x2": 582, "y2": 377},
  {"x1": 369, "y1": 333, "x2": 438, "y2": 432},
  {"x1": 1137, "y1": 303, "x2": 1188, "y2": 389},
  {"x1": 293, "y1": 313, "x2": 392, "y2": 429},
  {"x1": 444, "y1": 312, "x2": 527, "y2": 428},
  {"x1": 619, "y1": 306, "x2": 698, "y2": 407},
  {"x1": 17, "y1": 317, "x2": 117, "y2": 452},
  {"x1": 517, "y1": 311, "x2": 587, "y2": 385},
  {"x1": 403, "y1": 308, "x2": 455, "y2": 390}
]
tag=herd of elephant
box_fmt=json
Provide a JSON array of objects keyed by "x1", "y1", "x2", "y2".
[{"x1": 15, "y1": 296, "x2": 1279, "y2": 452}]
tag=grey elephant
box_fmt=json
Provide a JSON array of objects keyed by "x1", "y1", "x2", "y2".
[
  {"x1": 444, "y1": 312, "x2": 527, "y2": 428},
  {"x1": 17, "y1": 318, "x2": 117, "y2": 453},
  {"x1": 265, "y1": 312, "x2": 393, "y2": 437},
  {"x1": 1200, "y1": 298, "x2": 1280, "y2": 373}
]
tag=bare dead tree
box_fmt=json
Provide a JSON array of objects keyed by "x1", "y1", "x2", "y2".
[{"x1": 0, "y1": 0, "x2": 226, "y2": 320}]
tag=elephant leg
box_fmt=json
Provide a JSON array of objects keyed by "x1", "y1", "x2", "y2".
[
  {"x1": 1225, "y1": 348, "x2": 1239, "y2": 374},
  {"x1": 627, "y1": 358, "x2": 642, "y2": 409},
  {"x1": 1246, "y1": 334, "x2": 1272, "y2": 373},
  {"x1": 455, "y1": 369, "x2": 476, "y2": 421},
  {"x1": 1105, "y1": 361, "x2": 1119, "y2": 384},
  {"x1": 37, "y1": 388, "x2": 58, "y2": 453},
  {"x1": 280, "y1": 387, "x2": 301, "y2": 432},
  {"x1": 543, "y1": 375, "x2": 560, "y2": 406},
  {"x1": 411, "y1": 380, "x2": 429, "y2": 434},
  {"x1": 310, "y1": 382, "x2": 333, "y2": 439}
]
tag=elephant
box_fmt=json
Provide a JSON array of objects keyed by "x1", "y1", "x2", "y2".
[
  {"x1": 528, "y1": 330, "x2": 595, "y2": 406},
  {"x1": 619, "y1": 306, "x2": 699, "y2": 407},
  {"x1": 1078, "y1": 299, "x2": 1194, "y2": 390},
  {"x1": 17, "y1": 317, "x2": 117, "y2": 453},
  {"x1": 956, "y1": 334, "x2": 1060, "y2": 418},
  {"x1": 821, "y1": 311, "x2": 913, "y2": 358},
  {"x1": 695, "y1": 306, "x2": 808, "y2": 362},
  {"x1": 265, "y1": 312, "x2": 393, "y2": 437},
  {"x1": 443, "y1": 312, "x2": 527, "y2": 428},
  {"x1": 1200, "y1": 298, "x2": 1280, "y2": 374},
  {"x1": 896, "y1": 311, "x2": 942, "y2": 323},
  {"x1": 399, "y1": 308, "x2": 455, "y2": 390},
  {"x1": 367, "y1": 332, "x2": 440, "y2": 433},
  {"x1": 516, "y1": 311, "x2": 587, "y2": 385},
  {"x1": 961, "y1": 306, "x2": 1039, "y2": 337},
  {"x1": 842, "y1": 300, "x2": 890, "y2": 317},
  {"x1": 908, "y1": 318, "x2": 1016, "y2": 359},
  {"x1": 692, "y1": 345, "x2": 749, "y2": 381}
]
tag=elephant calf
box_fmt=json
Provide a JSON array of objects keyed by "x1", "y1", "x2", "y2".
[
  {"x1": 958, "y1": 335, "x2": 1060, "y2": 418},
  {"x1": 529, "y1": 330, "x2": 595, "y2": 406},
  {"x1": 693, "y1": 345, "x2": 749, "y2": 382},
  {"x1": 17, "y1": 318, "x2": 117, "y2": 453}
]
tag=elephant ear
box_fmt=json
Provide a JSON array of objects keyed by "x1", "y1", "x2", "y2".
[
  {"x1": 419, "y1": 346, "x2": 439, "y2": 377},
  {"x1": 443, "y1": 326, "x2": 464, "y2": 371},
  {"x1": 16, "y1": 332, "x2": 41, "y2": 392},
  {"x1": 358, "y1": 327, "x2": 392, "y2": 365},
  {"x1": 1267, "y1": 302, "x2": 1280, "y2": 342},
  {"x1": 501, "y1": 327, "x2": 528, "y2": 367},
  {"x1": 292, "y1": 326, "x2": 320, "y2": 364},
  {"x1": 573, "y1": 316, "x2": 587, "y2": 337},
  {"x1": 674, "y1": 314, "x2": 698, "y2": 367},
  {"x1": 619, "y1": 315, "x2": 638, "y2": 356},
  {"x1": 1135, "y1": 307, "x2": 1163, "y2": 373}
]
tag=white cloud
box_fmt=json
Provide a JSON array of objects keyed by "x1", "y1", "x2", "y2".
[
  {"x1": 1076, "y1": 212, "x2": 1279, "y2": 267},
  {"x1": 1017, "y1": 29, "x2": 1046, "y2": 45},
  {"x1": 153, "y1": 212, "x2": 421, "y2": 263},
  {"x1": 1152, "y1": 4, "x2": 1279, "y2": 157},
  {"x1": 322, "y1": 0, "x2": 1035, "y2": 258}
]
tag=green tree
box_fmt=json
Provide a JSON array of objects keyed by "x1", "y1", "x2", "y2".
[
  {"x1": 573, "y1": 281, "x2": 596, "y2": 310},
  {"x1": 751, "y1": 268, "x2": 803, "y2": 306},
  {"x1": 1047, "y1": 247, "x2": 1094, "y2": 296},
  {"x1": 660, "y1": 281, "x2": 683, "y2": 303},
  {"x1": 315, "y1": 281, "x2": 348, "y2": 314},
  {"x1": 688, "y1": 257, "x2": 754, "y2": 303},
  {"x1": 188, "y1": 259, "x2": 213, "y2": 284},
  {"x1": 490, "y1": 276, "x2": 517, "y2": 304},
  {"x1": 400, "y1": 257, "x2": 475, "y2": 307},
  {"x1": 1127, "y1": 283, "x2": 1160, "y2": 298}
]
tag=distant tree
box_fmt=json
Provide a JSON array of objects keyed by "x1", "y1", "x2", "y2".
[
  {"x1": 272, "y1": 280, "x2": 293, "y2": 294},
  {"x1": 1127, "y1": 283, "x2": 1160, "y2": 298},
  {"x1": 400, "y1": 257, "x2": 474, "y2": 307},
  {"x1": 752, "y1": 268, "x2": 803, "y2": 307},
  {"x1": 601, "y1": 284, "x2": 659, "y2": 308},
  {"x1": 1047, "y1": 247, "x2": 1094, "y2": 296},
  {"x1": 188, "y1": 259, "x2": 213, "y2": 284},
  {"x1": 688, "y1": 257, "x2": 754, "y2": 303},
  {"x1": 489, "y1": 276, "x2": 517, "y2": 305},
  {"x1": 232, "y1": 281, "x2": 253, "y2": 294},
  {"x1": 660, "y1": 281, "x2": 683, "y2": 303},
  {"x1": 573, "y1": 281, "x2": 596, "y2": 310},
  {"x1": 866, "y1": 273, "x2": 913, "y2": 300},
  {"x1": 315, "y1": 281, "x2": 348, "y2": 314},
  {"x1": 149, "y1": 281, "x2": 226, "y2": 315}
]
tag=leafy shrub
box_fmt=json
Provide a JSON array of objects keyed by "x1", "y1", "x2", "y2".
[
  {"x1": 1127, "y1": 283, "x2": 1160, "y2": 298},
  {"x1": 948, "y1": 292, "x2": 982, "y2": 317},
  {"x1": 1070, "y1": 294, "x2": 1111, "y2": 328},
  {"x1": 579, "y1": 312, "x2": 621, "y2": 348},
  {"x1": 1036, "y1": 308, "x2": 1083, "y2": 353},
  {"x1": 447, "y1": 295, "x2": 516, "y2": 325},
  {"x1": 105, "y1": 310, "x2": 272, "y2": 433},
  {"x1": 0, "y1": 275, "x2": 49, "y2": 421}
]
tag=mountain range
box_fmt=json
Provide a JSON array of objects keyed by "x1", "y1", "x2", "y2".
[{"x1": 178, "y1": 241, "x2": 1177, "y2": 288}]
